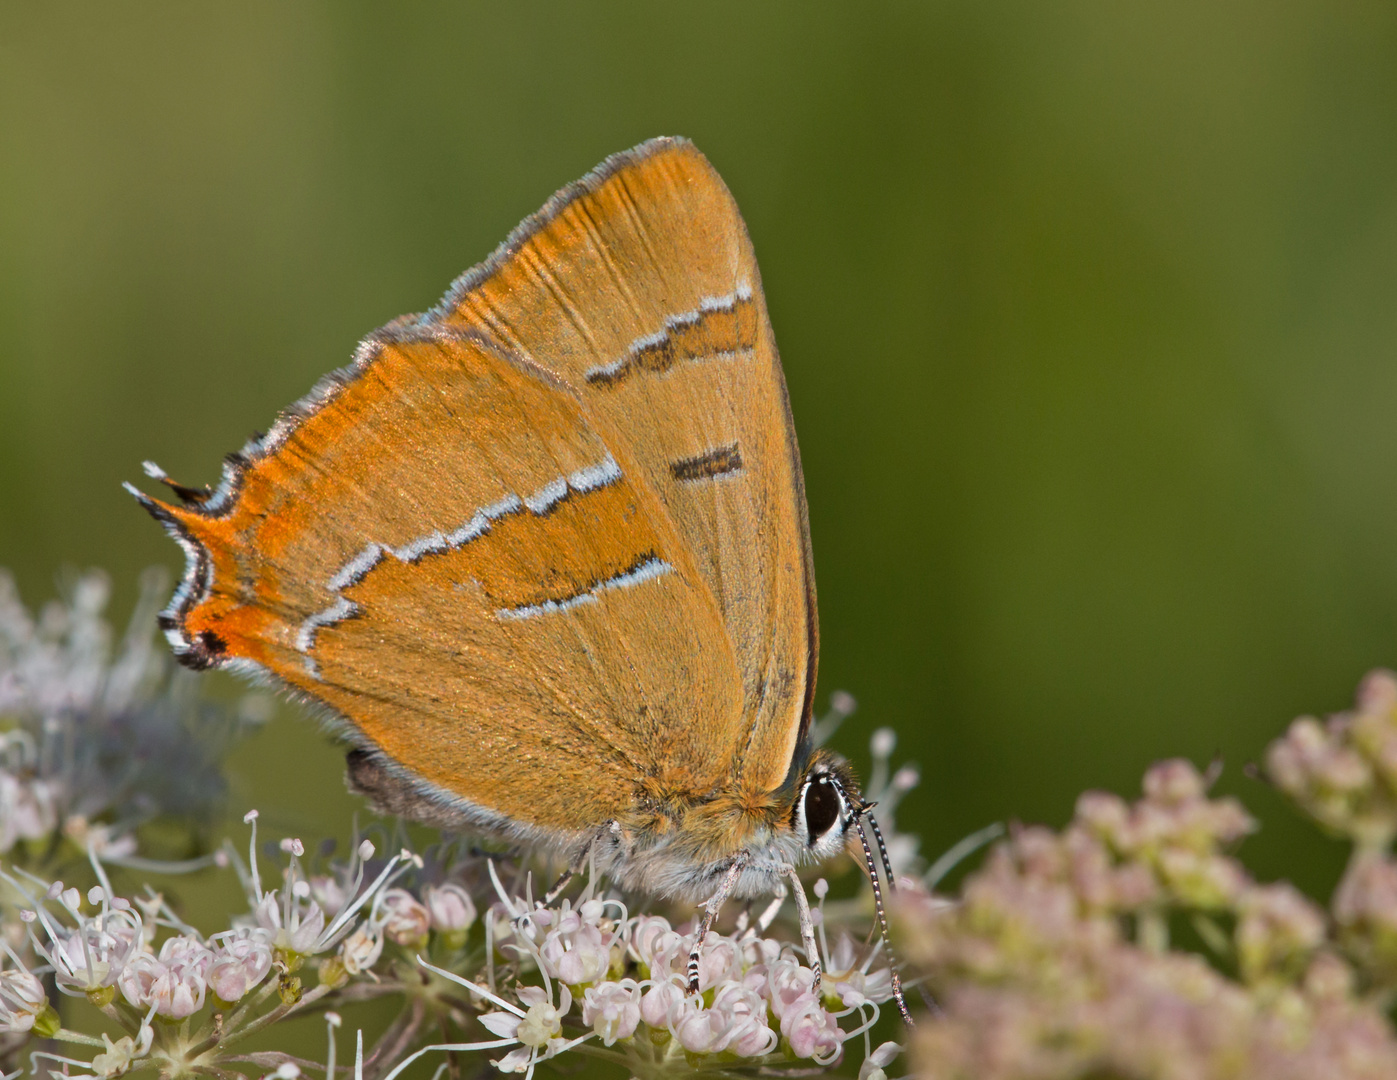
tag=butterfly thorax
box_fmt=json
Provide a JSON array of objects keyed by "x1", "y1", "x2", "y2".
[{"x1": 598, "y1": 747, "x2": 860, "y2": 900}]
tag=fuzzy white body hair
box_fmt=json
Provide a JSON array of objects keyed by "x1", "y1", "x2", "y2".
[{"x1": 345, "y1": 741, "x2": 833, "y2": 902}]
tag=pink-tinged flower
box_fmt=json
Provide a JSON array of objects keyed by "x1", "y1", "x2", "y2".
[
  {"x1": 1333, "y1": 850, "x2": 1397, "y2": 979},
  {"x1": 638, "y1": 977, "x2": 684, "y2": 1029},
  {"x1": 629, "y1": 915, "x2": 673, "y2": 964},
  {"x1": 1235, "y1": 882, "x2": 1326, "y2": 983},
  {"x1": 239, "y1": 817, "x2": 414, "y2": 960},
  {"x1": 1263, "y1": 674, "x2": 1397, "y2": 848},
  {"x1": 44, "y1": 909, "x2": 141, "y2": 995},
  {"x1": 425, "y1": 883, "x2": 477, "y2": 934},
  {"x1": 823, "y1": 931, "x2": 896, "y2": 1008},
  {"x1": 692, "y1": 931, "x2": 740, "y2": 990},
  {"x1": 414, "y1": 956, "x2": 586, "y2": 1080},
  {"x1": 671, "y1": 996, "x2": 730, "y2": 1054},
  {"x1": 338, "y1": 923, "x2": 383, "y2": 975},
  {"x1": 308, "y1": 874, "x2": 348, "y2": 917},
  {"x1": 208, "y1": 929, "x2": 272, "y2": 1003},
  {"x1": 160, "y1": 934, "x2": 213, "y2": 975},
  {"x1": 542, "y1": 921, "x2": 608, "y2": 985},
  {"x1": 834, "y1": 964, "x2": 894, "y2": 1008},
  {"x1": 0, "y1": 771, "x2": 59, "y2": 853},
  {"x1": 739, "y1": 933, "x2": 782, "y2": 969},
  {"x1": 539, "y1": 911, "x2": 612, "y2": 987},
  {"x1": 0, "y1": 967, "x2": 48, "y2": 1032},
  {"x1": 256, "y1": 889, "x2": 326, "y2": 954},
  {"x1": 710, "y1": 982, "x2": 778, "y2": 1057},
  {"x1": 581, "y1": 979, "x2": 641, "y2": 1045},
  {"x1": 1302, "y1": 950, "x2": 1356, "y2": 1003},
  {"x1": 1142, "y1": 758, "x2": 1207, "y2": 805},
  {"x1": 779, "y1": 990, "x2": 843, "y2": 1063},
  {"x1": 1076, "y1": 790, "x2": 1133, "y2": 850},
  {"x1": 380, "y1": 888, "x2": 430, "y2": 947},
  {"x1": 1156, "y1": 848, "x2": 1248, "y2": 909},
  {"x1": 630, "y1": 916, "x2": 687, "y2": 979},
  {"x1": 118, "y1": 935, "x2": 212, "y2": 1019},
  {"x1": 764, "y1": 957, "x2": 818, "y2": 1019}
]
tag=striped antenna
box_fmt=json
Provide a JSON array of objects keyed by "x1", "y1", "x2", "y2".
[{"x1": 851, "y1": 807, "x2": 913, "y2": 1026}]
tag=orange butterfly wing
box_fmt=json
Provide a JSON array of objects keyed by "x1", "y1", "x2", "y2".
[
  {"x1": 433, "y1": 139, "x2": 818, "y2": 795},
  {"x1": 132, "y1": 138, "x2": 816, "y2": 834}
]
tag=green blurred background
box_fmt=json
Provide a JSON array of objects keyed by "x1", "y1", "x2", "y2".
[{"x1": 4, "y1": 1, "x2": 1397, "y2": 909}]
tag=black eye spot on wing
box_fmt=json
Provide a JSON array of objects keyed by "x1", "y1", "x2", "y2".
[{"x1": 804, "y1": 777, "x2": 842, "y2": 845}]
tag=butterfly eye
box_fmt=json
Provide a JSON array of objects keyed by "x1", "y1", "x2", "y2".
[{"x1": 803, "y1": 777, "x2": 843, "y2": 847}]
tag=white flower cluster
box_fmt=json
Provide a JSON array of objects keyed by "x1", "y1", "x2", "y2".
[
  {"x1": 0, "y1": 588, "x2": 914, "y2": 1080},
  {"x1": 386, "y1": 863, "x2": 902, "y2": 1080},
  {"x1": 0, "y1": 812, "x2": 430, "y2": 1076},
  {"x1": 2, "y1": 804, "x2": 906, "y2": 1080},
  {"x1": 0, "y1": 569, "x2": 261, "y2": 864}
]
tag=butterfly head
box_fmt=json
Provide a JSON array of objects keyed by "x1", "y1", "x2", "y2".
[
  {"x1": 787, "y1": 746, "x2": 912, "y2": 1023},
  {"x1": 789, "y1": 748, "x2": 864, "y2": 862}
]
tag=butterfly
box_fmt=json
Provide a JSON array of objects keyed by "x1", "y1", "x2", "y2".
[{"x1": 129, "y1": 136, "x2": 909, "y2": 1022}]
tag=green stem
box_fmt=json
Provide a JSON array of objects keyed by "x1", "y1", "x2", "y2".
[
  {"x1": 220, "y1": 976, "x2": 281, "y2": 1033},
  {"x1": 51, "y1": 1028, "x2": 108, "y2": 1048},
  {"x1": 215, "y1": 982, "x2": 335, "y2": 1051}
]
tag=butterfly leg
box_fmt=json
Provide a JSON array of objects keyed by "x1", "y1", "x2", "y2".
[
  {"x1": 544, "y1": 825, "x2": 614, "y2": 906},
  {"x1": 542, "y1": 867, "x2": 575, "y2": 905},
  {"x1": 753, "y1": 892, "x2": 786, "y2": 935},
  {"x1": 686, "y1": 856, "x2": 749, "y2": 994},
  {"x1": 781, "y1": 864, "x2": 822, "y2": 994}
]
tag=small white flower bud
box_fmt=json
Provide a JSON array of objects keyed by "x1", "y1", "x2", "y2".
[
  {"x1": 338, "y1": 924, "x2": 383, "y2": 975},
  {"x1": 424, "y1": 883, "x2": 477, "y2": 934},
  {"x1": 379, "y1": 890, "x2": 430, "y2": 946},
  {"x1": 208, "y1": 931, "x2": 272, "y2": 1003},
  {"x1": 515, "y1": 1000, "x2": 562, "y2": 1047},
  {"x1": 581, "y1": 980, "x2": 641, "y2": 1045},
  {"x1": 0, "y1": 969, "x2": 49, "y2": 1033}
]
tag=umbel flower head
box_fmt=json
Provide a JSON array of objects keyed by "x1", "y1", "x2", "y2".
[
  {"x1": 377, "y1": 858, "x2": 902, "y2": 1080},
  {"x1": 0, "y1": 803, "x2": 905, "y2": 1080},
  {"x1": 0, "y1": 569, "x2": 262, "y2": 867},
  {"x1": 898, "y1": 670, "x2": 1397, "y2": 1080}
]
